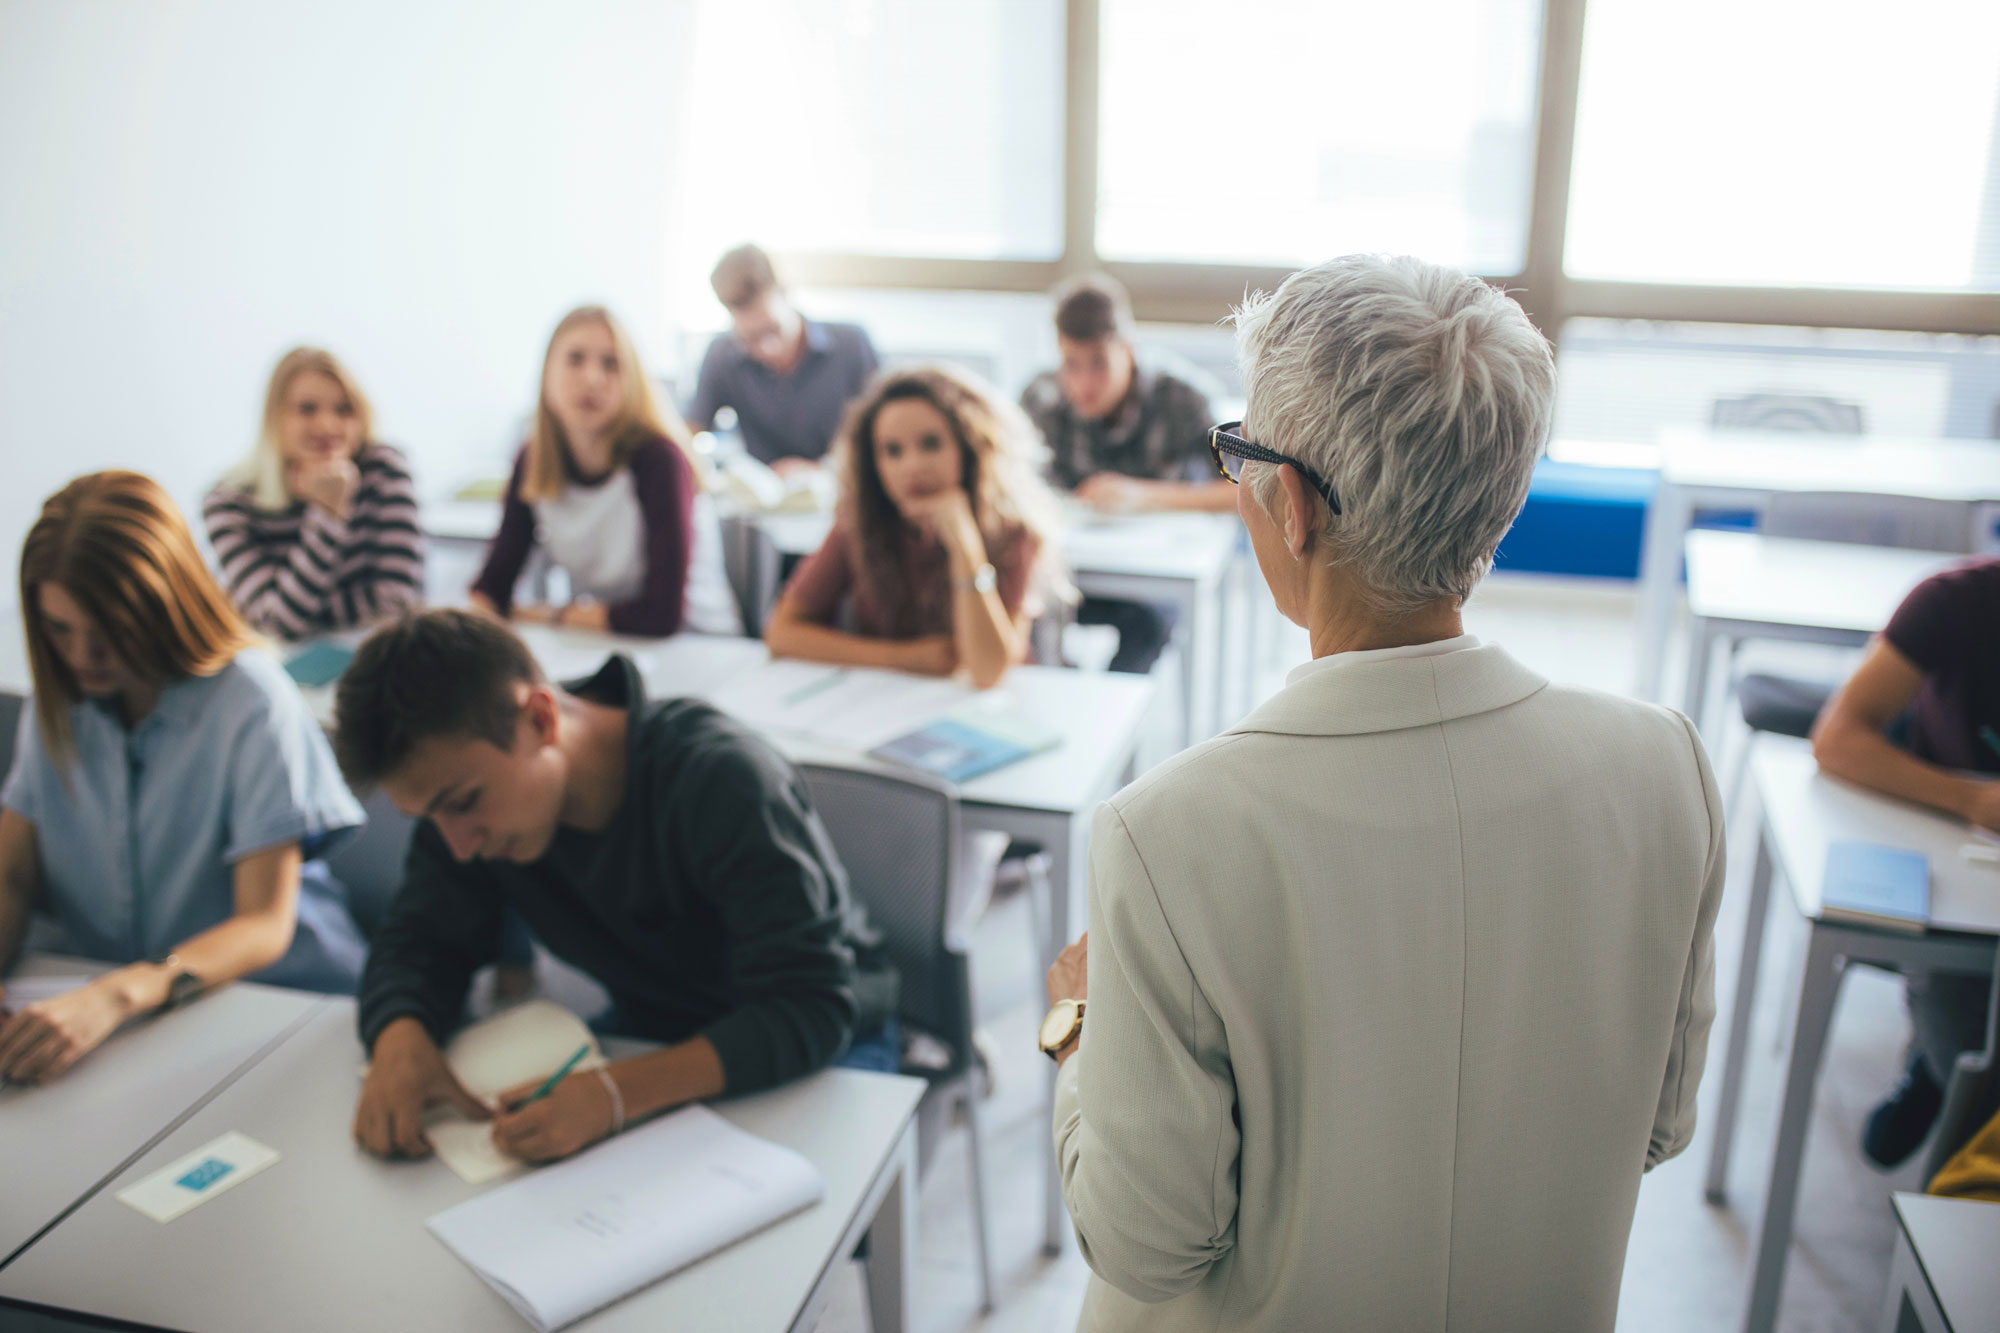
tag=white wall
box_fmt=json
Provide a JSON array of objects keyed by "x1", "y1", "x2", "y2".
[{"x1": 0, "y1": 0, "x2": 701, "y2": 591}]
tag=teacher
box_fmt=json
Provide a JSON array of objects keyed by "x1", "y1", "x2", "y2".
[{"x1": 1042, "y1": 254, "x2": 1726, "y2": 1332}]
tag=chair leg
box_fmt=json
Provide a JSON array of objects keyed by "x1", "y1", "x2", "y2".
[{"x1": 962, "y1": 1077, "x2": 998, "y2": 1315}]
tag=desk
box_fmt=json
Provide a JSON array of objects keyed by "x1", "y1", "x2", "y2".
[
  {"x1": 0, "y1": 956, "x2": 326, "y2": 1269},
  {"x1": 1634, "y1": 430, "x2": 2000, "y2": 701},
  {"x1": 0, "y1": 999, "x2": 927, "y2": 1332},
  {"x1": 1881, "y1": 1193, "x2": 2000, "y2": 1333},
  {"x1": 1703, "y1": 737, "x2": 2000, "y2": 1332},
  {"x1": 734, "y1": 507, "x2": 1242, "y2": 744},
  {"x1": 1679, "y1": 532, "x2": 1959, "y2": 734}
]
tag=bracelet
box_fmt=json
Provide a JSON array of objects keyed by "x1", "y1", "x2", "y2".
[{"x1": 593, "y1": 1064, "x2": 625, "y2": 1137}]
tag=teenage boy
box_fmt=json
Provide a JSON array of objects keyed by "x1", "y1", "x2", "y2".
[
  {"x1": 337, "y1": 609, "x2": 889, "y2": 1163},
  {"x1": 685, "y1": 244, "x2": 880, "y2": 476},
  {"x1": 1020, "y1": 273, "x2": 1230, "y2": 673}
]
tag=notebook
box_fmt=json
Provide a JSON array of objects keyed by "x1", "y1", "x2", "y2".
[
  {"x1": 1821, "y1": 841, "x2": 1930, "y2": 934},
  {"x1": 426, "y1": 1001, "x2": 606, "y2": 1185},
  {"x1": 283, "y1": 640, "x2": 355, "y2": 688},
  {"x1": 426, "y1": 1104, "x2": 824, "y2": 1331},
  {"x1": 870, "y1": 709, "x2": 1061, "y2": 783}
]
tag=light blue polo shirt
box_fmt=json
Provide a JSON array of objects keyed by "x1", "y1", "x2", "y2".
[{"x1": 1, "y1": 649, "x2": 367, "y2": 993}]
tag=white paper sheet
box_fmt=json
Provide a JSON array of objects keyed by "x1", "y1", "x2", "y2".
[
  {"x1": 427, "y1": 1105, "x2": 825, "y2": 1331},
  {"x1": 708, "y1": 661, "x2": 974, "y2": 752},
  {"x1": 116, "y1": 1131, "x2": 281, "y2": 1223}
]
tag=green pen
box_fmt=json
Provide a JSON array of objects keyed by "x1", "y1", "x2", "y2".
[
  {"x1": 1980, "y1": 726, "x2": 2000, "y2": 762},
  {"x1": 515, "y1": 1043, "x2": 592, "y2": 1109}
]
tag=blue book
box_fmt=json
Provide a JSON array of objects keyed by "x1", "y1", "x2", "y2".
[
  {"x1": 283, "y1": 641, "x2": 355, "y2": 688},
  {"x1": 1821, "y1": 842, "x2": 1929, "y2": 934},
  {"x1": 870, "y1": 713, "x2": 1060, "y2": 784}
]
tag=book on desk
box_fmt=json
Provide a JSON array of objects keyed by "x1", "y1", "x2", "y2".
[
  {"x1": 1822, "y1": 841, "x2": 1930, "y2": 933},
  {"x1": 870, "y1": 710, "x2": 1060, "y2": 783}
]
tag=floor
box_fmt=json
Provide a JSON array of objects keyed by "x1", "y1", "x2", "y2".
[{"x1": 813, "y1": 572, "x2": 1935, "y2": 1333}]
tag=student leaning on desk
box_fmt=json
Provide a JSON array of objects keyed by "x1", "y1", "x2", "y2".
[
  {"x1": 335, "y1": 609, "x2": 894, "y2": 1163},
  {"x1": 0, "y1": 472, "x2": 370, "y2": 1084},
  {"x1": 763, "y1": 364, "x2": 1069, "y2": 690}
]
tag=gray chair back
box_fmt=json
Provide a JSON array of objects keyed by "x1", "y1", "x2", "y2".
[
  {"x1": 1924, "y1": 936, "x2": 2000, "y2": 1183},
  {"x1": 1762, "y1": 491, "x2": 1974, "y2": 553},
  {"x1": 0, "y1": 689, "x2": 23, "y2": 791},
  {"x1": 1711, "y1": 393, "x2": 1865, "y2": 434},
  {"x1": 797, "y1": 761, "x2": 974, "y2": 1078},
  {"x1": 322, "y1": 786, "x2": 417, "y2": 938}
]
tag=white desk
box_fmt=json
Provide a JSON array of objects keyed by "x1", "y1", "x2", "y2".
[
  {"x1": 733, "y1": 507, "x2": 1243, "y2": 744},
  {"x1": 0, "y1": 956, "x2": 327, "y2": 1269},
  {"x1": 1635, "y1": 429, "x2": 2000, "y2": 701},
  {"x1": 1679, "y1": 531, "x2": 1959, "y2": 734},
  {"x1": 1703, "y1": 737, "x2": 2000, "y2": 1333},
  {"x1": 0, "y1": 999, "x2": 927, "y2": 1333},
  {"x1": 1881, "y1": 1193, "x2": 2000, "y2": 1333}
]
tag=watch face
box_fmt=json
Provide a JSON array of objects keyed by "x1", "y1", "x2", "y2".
[{"x1": 1039, "y1": 1000, "x2": 1078, "y2": 1050}]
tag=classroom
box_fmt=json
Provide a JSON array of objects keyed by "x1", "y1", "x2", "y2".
[{"x1": 1, "y1": 1, "x2": 1997, "y2": 1330}]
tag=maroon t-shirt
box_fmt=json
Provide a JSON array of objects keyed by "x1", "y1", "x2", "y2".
[
  {"x1": 1882, "y1": 556, "x2": 2000, "y2": 775},
  {"x1": 782, "y1": 517, "x2": 1039, "y2": 648}
]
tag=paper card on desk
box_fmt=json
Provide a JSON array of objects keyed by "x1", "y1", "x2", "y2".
[
  {"x1": 1822, "y1": 841, "x2": 1929, "y2": 933},
  {"x1": 117, "y1": 1131, "x2": 280, "y2": 1223},
  {"x1": 430, "y1": 1001, "x2": 605, "y2": 1185},
  {"x1": 2, "y1": 975, "x2": 91, "y2": 1011},
  {"x1": 427, "y1": 1105, "x2": 823, "y2": 1332}
]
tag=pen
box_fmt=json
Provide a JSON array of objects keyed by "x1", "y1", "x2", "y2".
[{"x1": 515, "y1": 1043, "x2": 592, "y2": 1109}]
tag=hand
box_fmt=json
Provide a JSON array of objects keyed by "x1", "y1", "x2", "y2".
[
  {"x1": 467, "y1": 591, "x2": 502, "y2": 620},
  {"x1": 353, "y1": 1017, "x2": 490, "y2": 1159},
  {"x1": 899, "y1": 635, "x2": 959, "y2": 677},
  {"x1": 1966, "y1": 782, "x2": 2000, "y2": 833},
  {"x1": 1075, "y1": 473, "x2": 1152, "y2": 514},
  {"x1": 557, "y1": 602, "x2": 611, "y2": 632},
  {"x1": 288, "y1": 455, "x2": 360, "y2": 518},
  {"x1": 1045, "y1": 931, "x2": 1088, "y2": 1009},
  {"x1": 490, "y1": 1068, "x2": 617, "y2": 1163},
  {"x1": 903, "y1": 489, "x2": 982, "y2": 554},
  {"x1": 769, "y1": 456, "x2": 820, "y2": 481},
  {"x1": 510, "y1": 603, "x2": 559, "y2": 626},
  {"x1": 0, "y1": 976, "x2": 131, "y2": 1083}
]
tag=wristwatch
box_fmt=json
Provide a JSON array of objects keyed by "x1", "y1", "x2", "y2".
[
  {"x1": 152, "y1": 953, "x2": 204, "y2": 1012},
  {"x1": 1037, "y1": 997, "x2": 1085, "y2": 1061},
  {"x1": 960, "y1": 562, "x2": 997, "y2": 595}
]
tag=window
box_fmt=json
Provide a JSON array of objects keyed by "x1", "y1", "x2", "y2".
[
  {"x1": 1096, "y1": 0, "x2": 1545, "y2": 273},
  {"x1": 1566, "y1": 0, "x2": 2000, "y2": 290}
]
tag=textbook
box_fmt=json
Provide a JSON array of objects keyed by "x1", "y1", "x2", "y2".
[
  {"x1": 282, "y1": 640, "x2": 354, "y2": 688},
  {"x1": 869, "y1": 708, "x2": 1061, "y2": 783},
  {"x1": 1821, "y1": 841, "x2": 1930, "y2": 934},
  {"x1": 427, "y1": 1104, "x2": 824, "y2": 1331}
]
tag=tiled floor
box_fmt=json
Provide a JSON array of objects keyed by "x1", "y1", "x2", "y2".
[{"x1": 816, "y1": 572, "x2": 1936, "y2": 1333}]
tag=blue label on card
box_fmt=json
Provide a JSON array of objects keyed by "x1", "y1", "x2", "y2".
[{"x1": 176, "y1": 1158, "x2": 235, "y2": 1192}]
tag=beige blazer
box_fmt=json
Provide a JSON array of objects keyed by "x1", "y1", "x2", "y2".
[{"x1": 1054, "y1": 642, "x2": 1725, "y2": 1333}]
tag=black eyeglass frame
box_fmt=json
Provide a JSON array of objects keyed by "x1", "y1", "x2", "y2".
[{"x1": 1207, "y1": 421, "x2": 1342, "y2": 515}]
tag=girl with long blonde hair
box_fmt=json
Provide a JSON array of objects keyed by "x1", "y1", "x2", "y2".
[
  {"x1": 204, "y1": 346, "x2": 425, "y2": 640},
  {"x1": 0, "y1": 472, "x2": 370, "y2": 1083},
  {"x1": 468, "y1": 306, "x2": 740, "y2": 636},
  {"x1": 765, "y1": 364, "x2": 1068, "y2": 689}
]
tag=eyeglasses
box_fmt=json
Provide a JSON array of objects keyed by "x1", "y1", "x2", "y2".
[{"x1": 1208, "y1": 422, "x2": 1342, "y2": 515}]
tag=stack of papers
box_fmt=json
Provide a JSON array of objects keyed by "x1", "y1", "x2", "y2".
[
  {"x1": 427, "y1": 1104, "x2": 824, "y2": 1331},
  {"x1": 708, "y1": 661, "x2": 976, "y2": 751}
]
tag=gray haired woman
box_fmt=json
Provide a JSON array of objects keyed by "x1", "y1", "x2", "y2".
[{"x1": 1040, "y1": 254, "x2": 1725, "y2": 1333}]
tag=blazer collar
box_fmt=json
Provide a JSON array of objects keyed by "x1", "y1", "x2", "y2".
[{"x1": 1227, "y1": 642, "x2": 1549, "y2": 738}]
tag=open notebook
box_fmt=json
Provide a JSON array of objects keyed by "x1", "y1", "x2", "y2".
[
  {"x1": 421, "y1": 1001, "x2": 607, "y2": 1185},
  {"x1": 427, "y1": 1104, "x2": 824, "y2": 1331}
]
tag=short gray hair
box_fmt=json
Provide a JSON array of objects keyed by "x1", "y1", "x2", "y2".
[{"x1": 1234, "y1": 254, "x2": 1554, "y2": 611}]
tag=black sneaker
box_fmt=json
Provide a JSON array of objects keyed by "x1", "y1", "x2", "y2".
[{"x1": 1861, "y1": 1051, "x2": 1943, "y2": 1170}]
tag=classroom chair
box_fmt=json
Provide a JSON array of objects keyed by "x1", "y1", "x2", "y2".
[
  {"x1": 1925, "y1": 936, "x2": 2000, "y2": 1186},
  {"x1": 0, "y1": 689, "x2": 20, "y2": 788},
  {"x1": 798, "y1": 760, "x2": 1041, "y2": 1316}
]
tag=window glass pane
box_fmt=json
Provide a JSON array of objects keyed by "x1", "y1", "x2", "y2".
[
  {"x1": 1097, "y1": 0, "x2": 1543, "y2": 272},
  {"x1": 1567, "y1": 0, "x2": 2000, "y2": 290},
  {"x1": 670, "y1": 0, "x2": 1063, "y2": 277},
  {"x1": 1548, "y1": 320, "x2": 2000, "y2": 468}
]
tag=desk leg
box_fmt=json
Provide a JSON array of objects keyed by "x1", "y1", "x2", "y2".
[
  {"x1": 1706, "y1": 828, "x2": 1775, "y2": 1204},
  {"x1": 1743, "y1": 924, "x2": 1846, "y2": 1333},
  {"x1": 1635, "y1": 482, "x2": 1689, "y2": 702},
  {"x1": 863, "y1": 1120, "x2": 919, "y2": 1333},
  {"x1": 1880, "y1": 1224, "x2": 1946, "y2": 1333},
  {"x1": 1681, "y1": 619, "x2": 1718, "y2": 735}
]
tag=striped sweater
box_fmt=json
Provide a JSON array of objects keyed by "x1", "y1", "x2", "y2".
[{"x1": 204, "y1": 443, "x2": 426, "y2": 640}]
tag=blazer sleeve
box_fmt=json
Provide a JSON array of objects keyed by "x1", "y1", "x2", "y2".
[
  {"x1": 1648, "y1": 711, "x2": 1728, "y2": 1170},
  {"x1": 1053, "y1": 801, "x2": 1239, "y2": 1303}
]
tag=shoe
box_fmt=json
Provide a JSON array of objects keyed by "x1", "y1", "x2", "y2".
[{"x1": 1861, "y1": 1051, "x2": 1943, "y2": 1170}]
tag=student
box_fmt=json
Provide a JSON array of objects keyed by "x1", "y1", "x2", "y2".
[
  {"x1": 764, "y1": 365, "x2": 1064, "y2": 691},
  {"x1": 470, "y1": 306, "x2": 740, "y2": 637},
  {"x1": 684, "y1": 244, "x2": 880, "y2": 475},
  {"x1": 1812, "y1": 555, "x2": 2000, "y2": 1168},
  {"x1": 338, "y1": 609, "x2": 890, "y2": 1163},
  {"x1": 1020, "y1": 274, "x2": 1228, "y2": 673},
  {"x1": 0, "y1": 472, "x2": 367, "y2": 1084},
  {"x1": 204, "y1": 346, "x2": 425, "y2": 640}
]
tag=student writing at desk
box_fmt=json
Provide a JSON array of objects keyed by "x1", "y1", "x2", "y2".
[
  {"x1": 764, "y1": 366, "x2": 1066, "y2": 690},
  {"x1": 1811, "y1": 555, "x2": 2000, "y2": 1168},
  {"x1": 337, "y1": 610, "x2": 893, "y2": 1163},
  {"x1": 0, "y1": 472, "x2": 368, "y2": 1084}
]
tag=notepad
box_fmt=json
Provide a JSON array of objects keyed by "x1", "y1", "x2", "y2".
[
  {"x1": 426, "y1": 1104, "x2": 824, "y2": 1331},
  {"x1": 1822, "y1": 841, "x2": 1930, "y2": 934},
  {"x1": 117, "y1": 1131, "x2": 281, "y2": 1223},
  {"x1": 870, "y1": 708, "x2": 1060, "y2": 782},
  {"x1": 283, "y1": 640, "x2": 355, "y2": 688}
]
